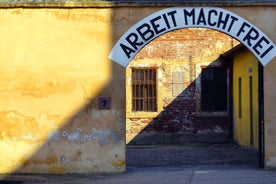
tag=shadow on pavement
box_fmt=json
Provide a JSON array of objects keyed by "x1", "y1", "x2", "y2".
[{"x1": 126, "y1": 143, "x2": 259, "y2": 168}]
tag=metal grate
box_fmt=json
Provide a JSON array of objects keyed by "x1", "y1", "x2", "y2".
[{"x1": 132, "y1": 68, "x2": 157, "y2": 112}]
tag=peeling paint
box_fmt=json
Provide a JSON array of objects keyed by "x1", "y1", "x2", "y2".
[
  {"x1": 48, "y1": 129, "x2": 60, "y2": 141},
  {"x1": 21, "y1": 132, "x2": 40, "y2": 141},
  {"x1": 0, "y1": 7, "x2": 124, "y2": 174},
  {"x1": 49, "y1": 128, "x2": 118, "y2": 146}
]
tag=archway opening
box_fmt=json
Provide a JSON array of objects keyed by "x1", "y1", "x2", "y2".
[
  {"x1": 109, "y1": 7, "x2": 276, "y2": 169},
  {"x1": 125, "y1": 27, "x2": 262, "y2": 168}
]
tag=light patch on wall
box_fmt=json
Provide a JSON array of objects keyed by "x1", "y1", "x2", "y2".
[
  {"x1": 172, "y1": 71, "x2": 186, "y2": 97},
  {"x1": 21, "y1": 132, "x2": 40, "y2": 141},
  {"x1": 49, "y1": 128, "x2": 118, "y2": 146}
]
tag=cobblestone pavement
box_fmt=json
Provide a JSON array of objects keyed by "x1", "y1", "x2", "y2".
[
  {"x1": 126, "y1": 143, "x2": 259, "y2": 167},
  {"x1": 2, "y1": 143, "x2": 276, "y2": 184}
]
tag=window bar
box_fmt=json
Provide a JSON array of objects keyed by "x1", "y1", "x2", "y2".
[
  {"x1": 137, "y1": 69, "x2": 139, "y2": 112},
  {"x1": 146, "y1": 69, "x2": 150, "y2": 111},
  {"x1": 133, "y1": 69, "x2": 136, "y2": 111},
  {"x1": 138, "y1": 70, "x2": 141, "y2": 111},
  {"x1": 151, "y1": 70, "x2": 156, "y2": 111},
  {"x1": 152, "y1": 69, "x2": 155, "y2": 111},
  {"x1": 132, "y1": 68, "x2": 157, "y2": 112},
  {"x1": 131, "y1": 69, "x2": 136, "y2": 111},
  {"x1": 145, "y1": 69, "x2": 148, "y2": 111},
  {"x1": 141, "y1": 70, "x2": 143, "y2": 111},
  {"x1": 151, "y1": 69, "x2": 153, "y2": 111},
  {"x1": 135, "y1": 69, "x2": 137, "y2": 111}
]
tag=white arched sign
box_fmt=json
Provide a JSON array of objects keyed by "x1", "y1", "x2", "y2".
[{"x1": 109, "y1": 7, "x2": 276, "y2": 67}]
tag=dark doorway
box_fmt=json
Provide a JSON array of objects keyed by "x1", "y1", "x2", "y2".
[{"x1": 258, "y1": 63, "x2": 265, "y2": 168}]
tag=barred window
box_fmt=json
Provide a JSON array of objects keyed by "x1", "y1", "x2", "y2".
[
  {"x1": 201, "y1": 67, "x2": 228, "y2": 112},
  {"x1": 132, "y1": 68, "x2": 157, "y2": 112}
]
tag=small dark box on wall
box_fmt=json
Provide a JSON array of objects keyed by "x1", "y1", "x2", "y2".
[{"x1": 98, "y1": 97, "x2": 111, "y2": 109}]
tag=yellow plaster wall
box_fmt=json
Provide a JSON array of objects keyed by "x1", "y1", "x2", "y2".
[
  {"x1": 229, "y1": 6, "x2": 276, "y2": 168},
  {"x1": 264, "y1": 55, "x2": 276, "y2": 168},
  {"x1": 264, "y1": 59, "x2": 276, "y2": 168},
  {"x1": 233, "y1": 50, "x2": 259, "y2": 149},
  {"x1": 0, "y1": 5, "x2": 276, "y2": 172},
  {"x1": 0, "y1": 8, "x2": 125, "y2": 174}
]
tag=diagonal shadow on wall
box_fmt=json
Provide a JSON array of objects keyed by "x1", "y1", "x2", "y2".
[
  {"x1": 0, "y1": 7, "x2": 127, "y2": 176},
  {"x1": 0, "y1": 61, "x2": 126, "y2": 175},
  {"x1": 127, "y1": 58, "x2": 232, "y2": 146},
  {"x1": 0, "y1": 4, "x2": 262, "y2": 180}
]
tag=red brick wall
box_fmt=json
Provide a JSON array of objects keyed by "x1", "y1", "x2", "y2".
[
  {"x1": 126, "y1": 28, "x2": 239, "y2": 145},
  {"x1": 135, "y1": 28, "x2": 236, "y2": 60}
]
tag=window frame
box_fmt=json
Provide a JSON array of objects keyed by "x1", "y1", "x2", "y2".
[
  {"x1": 126, "y1": 64, "x2": 162, "y2": 118},
  {"x1": 131, "y1": 68, "x2": 158, "y2": 112},
  {"x1": 196, "y1": 65, "x2": 230, "y2": 117}
]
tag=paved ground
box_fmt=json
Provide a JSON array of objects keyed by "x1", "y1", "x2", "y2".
[
  {"x1": 126, "y1": 143, "x2": 259, "y2": 167},
  {"x1": 2, "y1": 143, "x2": 276, "y2": 184},
  {"x1": 2, "y1": 165, "x2": 276, "y2": 184}
]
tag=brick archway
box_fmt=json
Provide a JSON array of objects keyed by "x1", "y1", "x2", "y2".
[{"x1": 109, "y1": 7, "x2": 276, "y2": 67}]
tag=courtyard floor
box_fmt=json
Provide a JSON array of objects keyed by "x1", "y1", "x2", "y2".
[{"x1": 2, "y1": 143, "x2": 276, "y2": 184}]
